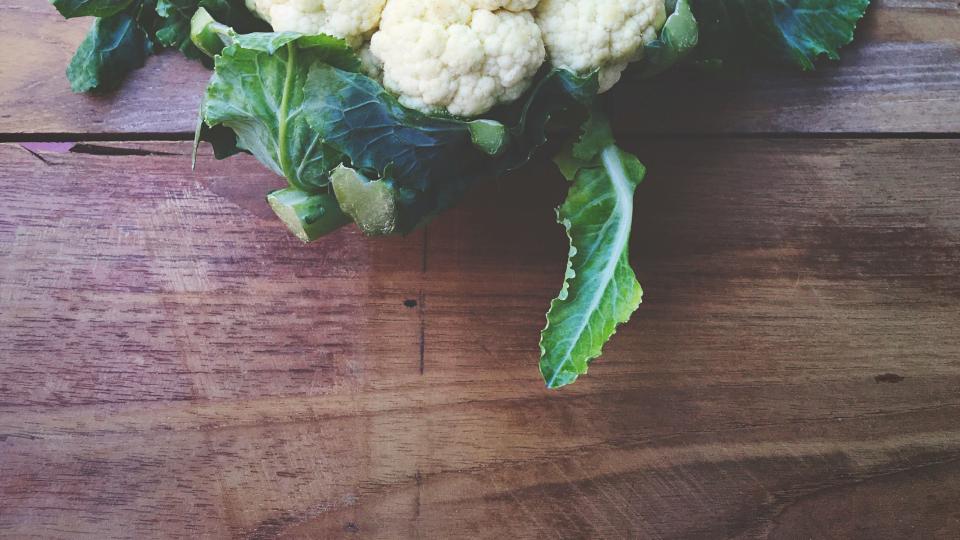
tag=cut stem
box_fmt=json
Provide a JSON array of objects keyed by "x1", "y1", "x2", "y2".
[
  {"x1": 330, "y1": 165, "x2": 398, "y2": 236},
  {"x1": 267, "y1": 188, "x2": 350, "y2": 242}
]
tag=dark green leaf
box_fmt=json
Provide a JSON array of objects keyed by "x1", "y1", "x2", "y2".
[
  {"x1": 496, "y1": 68, "x2": 599, "y2": 173},
  {"x1": 51, "y1": 0, "x2": 133, "y2": 18},
  {"x1": 199, "y1": 0, "x2": 268, "y2": 33},
  {"x1": 304, "y1": 64, "x2": 484, "y2": 194},
  {"x1": 154, "y1": 15, "x2": 189, "y2": 47},
  {"x1": 58, "y1": 0, "x2": 264, "y2": 93},
  {"x1": 689, "y1": 0, "x2": 871, "y2": 69},
  {"x1": 154, "y1": 0, "x2": 185, "y2": 18},
  {"x1": 297, "y1": 65, "x2": 601, "y2": 234},
  {"x1": 196, "y1": 122, "x2": 242, "y2": 160},
  {"x1": 303, "y1": 63, "x2": 492, "y2": 232},
  {"x1": 66, "y1": 14, "x2": 153, "y2": 92}
]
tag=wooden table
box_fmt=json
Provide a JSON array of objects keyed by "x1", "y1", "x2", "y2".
[{"x1": 2, "y1": 2, "x2": 959, "y2": 538}]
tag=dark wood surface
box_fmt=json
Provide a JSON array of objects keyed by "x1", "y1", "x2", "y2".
[
  {"x1": 1, "y1": 1, "x2": 959, "y2": 539},
  {"x1": 2, "y1": 0, "x2": 959, "y2": 136}
]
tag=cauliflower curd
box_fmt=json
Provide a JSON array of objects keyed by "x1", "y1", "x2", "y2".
[
  {"x1": 246, "y1": 0, "x2": 667, "y2": 116},
  {"x1": 244, "y1": 0, "x2": 386, "y2": 46},
  {"x1": 536, "y1": 0, "x2": 667, "y2": 92},
  {"x1": 370, "y1": 0, "x2": 545, "y2": 117}
]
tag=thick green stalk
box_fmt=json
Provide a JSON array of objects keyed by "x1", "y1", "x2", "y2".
[
  {"x1": 277, "y1": 43, "x2": 298, "y2": 188},
  {"x1": 330, "y1": 165, "x2": 398, "y2": 236},
  {"x1": 267, "y1": 188, "x2": 350, "y2": 242}
]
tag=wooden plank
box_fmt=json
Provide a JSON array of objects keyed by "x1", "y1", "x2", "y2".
[
  {"x1": 1, "y1": 139, "x2": 959, "y2": 538},
  {"x1": 0, "y1": 142, "x2": 426, "y2": 407},
  {"x1": 0, "y1": 0, "x2": 210, "y2": 136},
  {"x1": 2, "y1": 0, "x2": 958, "y2": 136},
  {"x1": 614, "y1": 0, "x2": 960, "y2": 134}
]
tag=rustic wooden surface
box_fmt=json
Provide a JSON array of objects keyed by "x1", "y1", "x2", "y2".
[
  {"x1": 2, "y1": 0, "x2": 960, "y2": 136},
  {"x1": 1, "y1": 1, "x2": 960, "y2": 539}
]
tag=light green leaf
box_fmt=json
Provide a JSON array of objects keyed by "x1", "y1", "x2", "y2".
[
  {"x1": 635, "y1": 0, "x2": 699, "y2": 78},
  {"x1": 202, "y1": 37, "x2": 357, "y2": 191},
  {"x1": 540, "y1": 109, "x2": 645, "y2": 388}
]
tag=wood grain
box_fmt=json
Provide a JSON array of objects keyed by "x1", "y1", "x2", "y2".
[
  {"x1": 1, "y1": 139, "x2": 958, "y2": 538},
  {"x1": 1, "y1": 0, "x2": 958, "y2": 136}
]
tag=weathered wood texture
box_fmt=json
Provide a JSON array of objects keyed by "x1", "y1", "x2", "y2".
[
  {"x1": 1, "y1": 139, "x2": 959, "y2": 538},
  {"x1": 3, "y1": 0, "x2": 960, "y2": 537},
  {"x1": 1, "y1": 0, "x2": 959, "y2": 135}
]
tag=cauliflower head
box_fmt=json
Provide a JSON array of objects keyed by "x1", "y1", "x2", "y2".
[
  {"x1": 535, "y1": 0, "x2": 666, "y2": 92},
  {"x1": 369, "y1": 0, "x2": 546, "y2": 117},
  {"x1": 245, "y1": 0, "x2": 387, "y2": 46}
]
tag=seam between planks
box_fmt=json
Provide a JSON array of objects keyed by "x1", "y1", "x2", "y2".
[{"x1": 2, "y1": 132, "x2": 959, "y2": 144}]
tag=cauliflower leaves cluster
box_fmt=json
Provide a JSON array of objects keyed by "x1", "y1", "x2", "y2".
[
  {"x1": 55, "y1": 0, "x2": 872, "y2": 389},
  {"x1": 245, "y1": 0, "x2": 668, "y2": 116}
]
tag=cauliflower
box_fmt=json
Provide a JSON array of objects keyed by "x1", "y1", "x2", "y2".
[
  {"x1": 244, "y1": 0, "x2": 387, "y2": 46},
  {"x1": 535, "y1": 0, "x2": 666, "y2": 92},
  {"x1": 243, "y1": 0, "x2": 665, "y2": 116},
  {"x1": 369, "y1": 0, "x2": 546, "y2": 117},
  {"x1": 473, "y1": 0, "x2": 540, "y2": 9}
]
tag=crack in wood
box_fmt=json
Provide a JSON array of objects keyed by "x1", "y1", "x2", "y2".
[{"x1": 69, "y1": 144, "x2": 177, "y2": 157}]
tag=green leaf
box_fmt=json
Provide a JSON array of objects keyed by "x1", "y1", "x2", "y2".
[
  {"x1": 66, "y1": 14, "x2": 153, "y2": 92},
  {"x1": 153, "y1": 1, "x2": 226, "y2": 58},
  {"x1": 540, "y1": 108, "x2": 645, "y2": 388},
  {"x1": 229, "y1": 32, "x2": 303, "y2": 54},
  {"x1": 153, "y1": 1, "x2": 207, "y2": 56},
  {"x1": 51, "y1": 0, "x2": 133, "y2": 18},
  {"x1": 58, "y1": 0, "x2": 266, "y2": 93},
  {"x1": 467, "y1": 119, "x2": 509, "y2": 157},
  {"x1": 304, "y1": 64, "x2": 484, "y2": 194},
  {"x1": 303, "y1": 63, "x2": 493, "y2": 232},
  {"x1": 496, "y1": 68, "x2": 599, "y2": 174},
  {"x1": 155, "y1": 0, "x2": 182, "y2": 17},
  {"x1": 634, "y1": 0, "x2": 700, "y2": 79},
  {"x1": 297, "y1": 65, "x2": 601, "y2": 234},
  {"x1": 154, "y1": 16, "x2": 190, "y2": 48},
  {"x1": 689, "y1": 0, "x2": 871, "y2": 69},
  {"x1": 202, "y1": 37, "x2": 356, "y2": 191},
  {"x1": 197, "y1": 0, "x2": 267, "y2": 32},
  {"x1": 190, "y1": 6, "x2": 227, "y2": 56}
]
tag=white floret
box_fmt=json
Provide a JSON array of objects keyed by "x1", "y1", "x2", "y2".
[
  {"x1": 369, "y1": 0, "x2": 546, "y2": 117},
  {"x1": 245, "y1": 0, "x2": 387, "y2": 46},
  {"x1": 358, "y1": 43, "x2": 383, "y2": 79},
  {"x1": 472, "y1": 0, "x2": 540, "y2": 10},
  {"x1": 535, "y1": 0, "x2": 666, "y2": 92}
]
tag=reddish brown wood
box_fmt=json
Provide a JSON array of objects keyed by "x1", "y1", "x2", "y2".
[
  {"x1": 1, "y1": 140, "x2": 958, "y2": 538},
  {"x1": 1, "y1": 0, "x2": 958, "y2": 135},
  {"x1": 2, "y1": 0, "x2": 959, "y2": 536}
]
